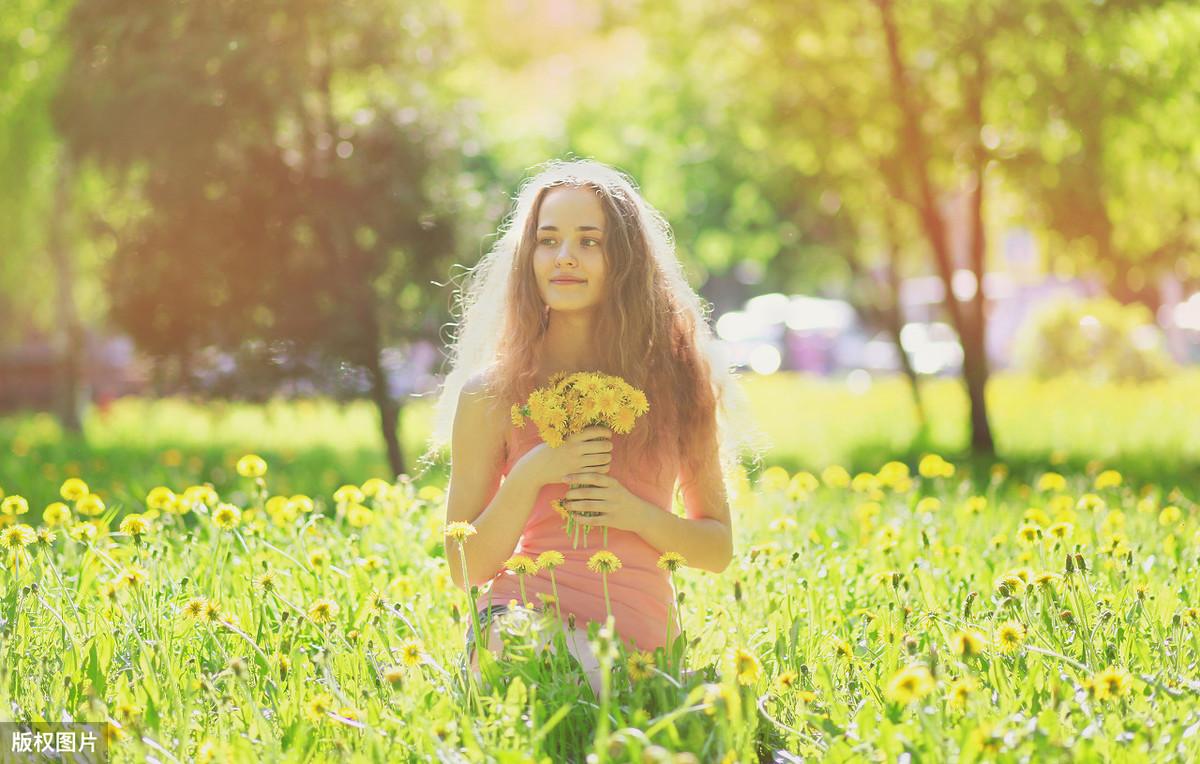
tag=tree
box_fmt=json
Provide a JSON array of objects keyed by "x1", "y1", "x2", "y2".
[
  {"x1": 0, "y1": 0, "x2": 94, "y2": 430},
  {"x1": 53, "y1": 0, "x2": 470, "y2": 476},
  {"x1": 997, "y1": 0, "x2": 1200, "y2": 310}
]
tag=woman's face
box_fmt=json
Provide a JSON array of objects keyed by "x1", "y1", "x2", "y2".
[{"x1": 532, "y1": 186, "x2": 608, "y2": 315}]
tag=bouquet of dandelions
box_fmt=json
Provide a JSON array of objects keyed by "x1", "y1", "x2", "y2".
[{"x1": 510, "y1": 371, "x2": 649, "y2": 549}]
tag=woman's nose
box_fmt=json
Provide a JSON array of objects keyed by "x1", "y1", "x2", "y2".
[{"x1": 555, "y1": 245, "x2": 578, "y2": 266}]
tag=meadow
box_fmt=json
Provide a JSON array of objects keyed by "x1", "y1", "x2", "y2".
[{"x1": 2, "y1": 370, "x2": 1200, "y2": 761}]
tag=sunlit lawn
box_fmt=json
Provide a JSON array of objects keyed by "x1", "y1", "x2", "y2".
[{"x1": 1, "y1": 371, "x2": 1199, "y2": 760}]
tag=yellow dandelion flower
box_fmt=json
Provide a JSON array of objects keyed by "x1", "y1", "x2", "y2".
[
  {"x1": 787, "y1": 472, "x2": 819, "y2": 500},
  {"x1": 182, "y1": 597, "x2": 208, "y2": 620},
  {"x1": 1016, "y1": 523, "x2": 1041, "y2": 546},
  {"x1": 1077, "y1": 493, "x2": 1105, "y2": 512},
  {"x1": 611, "y1": 406, "x2": 637, "y2": 434},
  {"x1": 918, "y1": 454, "x2": 949, "y2": 479},
  {"x1": 43, "y1": 502, "x2": 72, "y2": 526},
  {"x1": 1094, "y1": 470, "x2": 1122, "y2": 490},
  {"x1": 995, "y1": 620, "x2": 1026, "y2": 653},
  {"x1": 916, "y1": 497, "x2": 941, "y2": 513},
  {"x1": 289, "y1": 495, "x2": 314, "y2": 513},
  {"x1": 444, "y1": 518, "x2": 475, "y2": 542},
  {"x1": 60, "y1": 479, "x2": 89, "y2": 502},
  {"x1": 181, "y1": 485, "x2": 218, "y2": 512},
  {"x1": 1037, "y1": 472, "x2": 1067, "y2": 492},
  {"x1": 254, "y1": 570, "x2": 279, "y2": 593},
  {"x1": 951, "y1": 629, "x2": 987, "y2": 658},
  {"x1": 885, "y1": 663, "x2": 935, "y2": 704},
  {"x1": 211, "y1": 503, "x2": 241, "y2": 530},
  {"x1": 947, "y1": 676, "x2": 976, "y2": 710},
  {"x1": 1159, "y1": 505, "x2": 1182, "y2": 526},
  {"x1": 307, "y1": 548, "x2": 331, "y2": 570},
  {"x1": 628, "y1": 388, "x2": 649, "y2": 415},
  {"x1": 595, "y1": 387, "x2": 621, "y2": 417},
  {"x1": 118, "y1": 564, "x2": 149, "y2": 589},
  {"x1": 361, "y1": 478, "x2": 390, "y2": 497},
  {"x1": 991, "y1": 569, "x2": 1024, "y2": 595},
  {"x1": 1023, "y1": 507, "x2": 1051, "y2": 526},
  {"x1": 146, "y1": 486, "x2": 176, "y2": 512},
  {"x1": 510, "y1": 404, "x2": 526, "y2": 428},
  {"x1": 832, "y1": 638, "x2": 854, "y2": 660},
  {"x1": 550, "y1": 499, "x2": 569, "y2": 520},
  {"x1": 626, "y1": 650, "x2": 655, "y2": 681},
  {"x1": 774, "y1": 670, "x2": 799, "y2": 694},
  {"x1": 587, "y1": 550, "x2": 622, "y2": 574},
  {"x1": 1034, "y1": 571, "x2": 1063, "y2": 592},
  {"x1": 2, "y1": 495, "x2": 31, "y2": 516},
  {"x1": 877, "y1": 461, "x2": 910, "y2": 486},
  {"x1": 1090, "y1": 666, "x2": 1132, "y2": 702},
  {"x1": 399, "y1": 638, "x2": 424, "y2": 668},
  {"x1": 760, "y1": 466, "x2": 790, "y2": 493},
  {"x1": 504, "y1": 555, "x2": 539, "y2": 576},
  {"x1": 657, "y1": 551, "x2": 686, "y2": 573},
  {"x1": 307, "y1": 598, "x2": 339, "y2": 624},
  {"x1": 236, "y1": 454, "x2": 267, "y2": 478},
  {"x1": 334, "y1": 484, "x2": 365, "y2": 505},
  {"x1": 964, "y1": 496, "x2": 987, "y2": 514},
  {"x1": 1, "y1": 523, "x2": 36, "y2": 550},
  {"x1": 346, "y1": 504, "x2": 374, "y2": 528},
  {"x1": 1047, "y1": 521, "x2": 1074, "y2": 541},
  {"x1": 203, "y1": 599, "x2": 223, "y2": 623},
  {"x1": 730, "y1": 647, "x2": 763, "y2": 686},
  {"x1": 119, "y1": 513, "x2": 151, "y2": 538},
  {"x1": 67, "y1": 522, "x2": 97, "y2": 543},
  {"x1": 306, "y1": 693, "x2": 336, "y2": 722},
  {"x1": 821, "y1": 465, "x2": 851, "y2": 488},
  {"x1": 536, "y1": 550, "x2": 565, "y2": 570}
]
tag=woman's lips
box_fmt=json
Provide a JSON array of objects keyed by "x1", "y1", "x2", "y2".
[{"x1": 551, "y1": 279, "x2": 586, "y2": 284}]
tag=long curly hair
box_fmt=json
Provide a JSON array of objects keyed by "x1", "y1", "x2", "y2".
[{"x1": 419, "y1": 158, "x2": 765, "y2": 494}]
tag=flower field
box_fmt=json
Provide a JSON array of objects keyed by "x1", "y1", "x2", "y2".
[{"x1": 2, "y1": 374, "x2": 1200, "y2": 761}]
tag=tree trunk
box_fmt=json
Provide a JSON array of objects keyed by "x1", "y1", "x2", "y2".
[
  {"x1": 365, "y1": 347, "x2": 404, "y2": 479},
  {"x1": 963, "y1": 40, "x2": 994, "y2": 454},
  {"x1": 875, "y1": 0, "x2": 994, "y2": 455},
  {"x1": 47, "y1": 149, "x2": 84, "y2": 434}
]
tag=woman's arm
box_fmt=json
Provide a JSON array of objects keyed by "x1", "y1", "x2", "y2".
[
  {"x1": 635, "y1": 434, "x2": 734, "y2": 574},
  {"x1": 444, "y1": 374, "x2": 543, "y2": 590}
]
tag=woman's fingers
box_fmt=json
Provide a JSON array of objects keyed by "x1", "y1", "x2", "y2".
[
  {"x1": 571, "y1": 511, "x2": 608, "y2": 527},
  {"x1": 570, "y1": 426, "x2": 613, "y2": 442},
  {"x1": 582, "y1": 440, "x2": 613, "y2": 455}
]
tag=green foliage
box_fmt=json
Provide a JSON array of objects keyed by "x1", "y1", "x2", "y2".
[
  {"x1": 3, "y1": 388, "x2": 1200, "y2": 759},
  {"x1": 51, "y1": 0, "x2": 471, "y2": 373},
  {"x1": 1013, "y1": 296, "x2": 1176, "y2": 383}
]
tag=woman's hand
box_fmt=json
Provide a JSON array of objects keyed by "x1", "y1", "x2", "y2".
[
  {"x1": 561, "y1": 472, "x2": 650, "y2": 533},
  {"x1": 514, "y1": 425, "x2": 613, "y2": 488}
]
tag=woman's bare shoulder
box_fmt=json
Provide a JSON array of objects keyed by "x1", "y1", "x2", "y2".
[{"x1": 456, "y1": 369, "x2": 507, "y2": 435}]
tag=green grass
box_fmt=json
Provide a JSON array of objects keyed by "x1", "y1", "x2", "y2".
[{"x1": 1, "y1": 372, "x2": 1199, "y2": 761}]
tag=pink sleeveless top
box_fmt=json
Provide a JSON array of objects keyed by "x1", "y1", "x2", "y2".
[{"x1": 480, "y1": 420, "x2": 681, "y2": 654}]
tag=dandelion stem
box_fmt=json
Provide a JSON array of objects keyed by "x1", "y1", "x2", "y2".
[
  {"x1": 456, "y1": 540, "x2": 484, "y2": 667},
  {"x1": 602, "y1": 572, "x2": 612, "y2": 622}
]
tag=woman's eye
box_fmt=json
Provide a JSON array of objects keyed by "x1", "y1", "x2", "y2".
[{"x1": 539, "y1": 237, "x2": 600, "y2": 247}]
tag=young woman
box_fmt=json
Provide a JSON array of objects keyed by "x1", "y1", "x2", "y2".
[{"x1": 423, "y1": 158, "x2": 761, "y2": 696}]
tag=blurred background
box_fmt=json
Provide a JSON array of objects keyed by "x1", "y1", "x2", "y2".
[{"x1": 2, "y1": 0, "x2": 1198, "y2": 492}]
